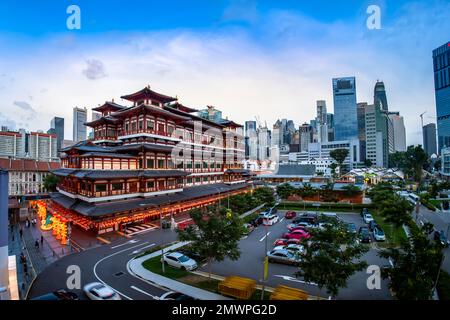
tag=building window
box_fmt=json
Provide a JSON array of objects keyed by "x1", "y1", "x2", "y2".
[
  {"x1": 96, "y1": 184, "x2": 107, "y2": 193},
  {"x1": 158, "y1": 159, "x2": 165, "y2": 169},
  {"x1": 147, "y1": 158, "x2": 155, "y2": 169},
  {"x1": 112, "y1": 183, "x2": 123, "y2": 191},
  {"x1": 147, "y1": 120, "x2": 155, "y2": 131},
  {"x1": 147, "y1": 181, "x2": 155, "y2": 189},
  {"x1": 168, "y1": 125, "x2": 175, "y2": 136}
]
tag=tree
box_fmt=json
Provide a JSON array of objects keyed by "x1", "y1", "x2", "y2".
[
  {"x1": 379, "y1": 224, "x2": 443, "y2": 300},
  {"x1": 253, "y1": 186, "x2": 275, "y2": 206},
  {"x1": 404, "y1": 145, "x2": 428, "y2": 185},
  {"x1": 299, "y1": 183, "x2": 317, "y2": 198},
  {"x1": 276, "y1": 183, "x2": 295, "y2": 200},
  {"x1": 378, "y1": 196, "x2": 413, "y2": 228},
  {"x1": 177, "y1": 207, "x2": 245, "y2": 279},
  {"x1": 330, "y1": 149, "x2": 349, "y2": 176},
  {"x1": 295, "y1": 218, "x2": 369, "y2": 298},
  {"x1": 434, "y1": 159, "x2": 442, "y2": 172},
  {"x1": 341, "y1": 184, "x2": 361, "y2": 197},
  {"x1": 363, "y1": 159, "x2": 373, "y2": 168},
  {"x1": 320, "y1": 183, "x2": 337, "y2": 203},
  {"x1": 43, "y1": 174, "x2": 59, "y2": 192},
  {"x1": 389, "y1": 152, "x2": 407, "y2": 169}
]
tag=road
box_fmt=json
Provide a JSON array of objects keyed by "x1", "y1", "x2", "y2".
[
  {"x1": 28, "y1": 228, "x2": 178, "y2": 300},
  {"x1": 201, "y1": 210, "x2": 392, "y2": 300}
]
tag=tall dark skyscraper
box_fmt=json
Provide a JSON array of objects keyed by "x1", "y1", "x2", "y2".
[
  {"x1": 433, "y1": 42, "x2": 450, "y2": 152},
  {"x1": 374, "y1": 81, "x2": 389, "y2": 111},
  {"x1": 333, "y1": 77, "x2": 358, "y2": 141},
  {"x1": 357, "y1": 102, "x2": 367, "y2": 162},
  {"x1": 423, "y1": 123, "x2": 437, "y2": 157},
  {"x1": 50, "y1": 116, "x2": 64, "y2": 152}
]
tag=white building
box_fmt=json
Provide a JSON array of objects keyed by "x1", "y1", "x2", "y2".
[
  {"x1": 389, "y1": 113, "x2": 407, "y2": 152},
  {"x1": 0, "y1": 130, "x2": 57, "y2": 161},
  {"x1": 316, "y1": 100, "x2": 328, "y2": 143},
  {"x1": 73, "y1": 107, "x2": 87, "y2": 142}
]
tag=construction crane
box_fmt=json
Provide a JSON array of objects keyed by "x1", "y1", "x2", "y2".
[{"x1": 419, "y1": 111, "x2": 427, "y2": 128}]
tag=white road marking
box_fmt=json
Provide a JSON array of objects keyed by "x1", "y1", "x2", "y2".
[
  {"x1": 111, "y1": 239, "x2": 139, "y2": 249},
  {"x1": 129, "y1": 243, "x2": 156, "y2": 255},
  {"x1": 280, "y1": 218, "x2": 285, "y2": 223},
  {"x1": 274, "y1": 275, "x2": 318, "y2": 286},
  {"x1": 130, "y1": 285, "x2": 159, "y2": 299},
  {"x1": 259, "y1": 232, "x2": 271, "y2": 242},
  {"x1": 93, "y1": 241, "x2": 151, "y2": 300}
]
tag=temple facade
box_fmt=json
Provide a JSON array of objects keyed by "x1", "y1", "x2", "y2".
[{"x1": 47, "y1": 86, "x2": 251, "y2": 235}]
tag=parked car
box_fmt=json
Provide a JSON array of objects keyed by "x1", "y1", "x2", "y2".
[
  {"x1": 434, "y1": 230, "x2": 449, "y2": 247},
  {"x1": 360, "y1": 208, "x2": 369, "y2": 217},
  {"x1": 31, "y1": 290, "x2": 79, "y2": 301},
  {"x1": 287, "y1": 225, "x2": 306, "y2": 232},
  {"x1": 285, "y1": 211, "x2": 297, "y2": 219},
  {"x1": 163, "y1": 252, "x2": 198, "y2": 271},
  {"x1": 358, "y1": 227, "x2": 371, "y2": 243},
  {"x1": 293, "y1": 214, "x2": 317, "y2": 225},
  {"x1": 373, "y1": 226, "x2": 386, "y2": 242},
  {"x1": 363, "y1": 213, "x2": 374, "y2": 224},
  {"x1": 347, "y1": 223, "x2": 357, "y2": 234},
  {"x1": 273, "y1": 244, "x2": 305, "y2": 255},
  {"x1": 159, "y1": 291, "x2": 196, "y2": 301},
  {"x1": 273, "y1": 238, "x2": 301, "y2": 246},
  {"x1": 267, "y1": 249, "x2": 300, "y2": 266},
  {"x1": 262, "y1": 214, "x2": 279, "y2": 226},
  {"x1": 282, "y1": 229, "x2": 311, "y2": 240},
  {"x1": 83, "y1": 282, "x2": 121, "y2": 300},
  {"x1": 368, "y1": 220, "x2": 378, "y2": 232}
]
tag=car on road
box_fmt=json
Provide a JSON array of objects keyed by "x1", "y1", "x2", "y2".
[
  {"x1": 358, "y1": 227, "x2": 371, "y2": 243},
  {"x1": 363, "y1": 213, "x2": 374, "y2": 224},
  {"x1": 262, "y1": 214, "x2": 279, "y2": 226},
  {"x1": 163, "y1": 252, "x2": 198, "y2": 271},
  {"x1": 347, "y1": 223, "x2": 357, "y2": 234},
  {"x1": 267, "y1": 249, "x2": 300, "y2": 266},
  {"x1": 434, "y1": 230, "x2": 449, "y2": 247},
  {"x1": 368, "y1": 220, "x2": 378, "y2": 232},
  {"x1": 159, "y1": 291, "x2": 196, "y2": 301},
  {"x1": 282, "y1": 229, "x2": 311, "y2": 240},
  {"x1": 285, "y1": 211, "x2": 297, "y2": 219},
  {"x1": 31, "y1": 289, "x2": 79, "y2": 301},
  {"x1": 83, "y1": 282, "x2": 121, "y2": 300},
  {"x1": 373, "y1": 226, "x2": 386, "y2": 242},
  {"x1": 273, "y1": 244, "x2": 305, "y2": 255},
  {"x1": 273, "y1": 238, "x2": 301, "y2": 246}
]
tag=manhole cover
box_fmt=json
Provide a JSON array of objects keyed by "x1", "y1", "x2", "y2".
[{"x1": 114, "y1": 272, "x2": 125, "y2": 277}]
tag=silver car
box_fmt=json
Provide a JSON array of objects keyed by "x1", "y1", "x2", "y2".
[
  {"x1": 163, "y1": 252, "x2": 198, "y2": 271},
  {"x1": 267, "y1": 249, "x2": 300, "y2": 266},
  {"x1": 83, "y1": 282, "x2": 121, "y2": 300}
]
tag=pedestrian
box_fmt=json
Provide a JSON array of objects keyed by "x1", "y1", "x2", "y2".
[
  {"x1": 40, "y1": 235, "x2": 44, "y2": 246},
  {"x1": 23, "y1": 263, "x2": 27, "y2": 274},
  {"x1": 19, "y1": 228, "x2": 23, "y2": 238},
  {"x1": 35, "y1": 240, "x2": 39, "y2": 249},
  {"x1": 20, "y1": 252, "x2": 26, "y2": 264}
]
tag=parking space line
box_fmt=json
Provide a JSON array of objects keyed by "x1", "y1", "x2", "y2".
[
  {"x1": 280, "y1": 218, "x2": 285, "y2": 222},
  {"x1": 259, "y1": 232, "x2": 271, "y2": 242},
  {"x1": 130, "y1": 285, "x2": 159, "y2": 299}
]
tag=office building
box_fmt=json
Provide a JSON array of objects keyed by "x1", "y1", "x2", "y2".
[
  {"x1": 374, "y1": 81, "x2": 389, "y2": 111},
  {"x1": 245, "y1": 121, "x2": 258, "y2": 160},
  {"x1": 433, "y1": 42, "x2": 450, "y2": 152},
  {"x1": 50, "y1": 117, "x2": 64, "y2": 152},
  {"x1": 0, "y1": 129, "x2": 57, "y2": 161},
  {"x1": 365, "y1": 104, "x2": 394, "y2": 167},
  {"x1": 333, "y1": 77, "x2": 358, "y2": 141},
  {"x1": 327, "y1": 113, "x2": 334, "y2": 141},
  {"x1": 357, "y1": 103, "x2": 367, "y2": 163},
  {"x1": 423, "y1": 123, "x2": 437, "y2": 157},
  {"x1": 299, "y1": 123, "x2": 312, "y2": 152},
  {"x1": 73, "y1": 107, "x2": 87, "y2": 142},
  {"x1": 388, "y1": 113, "x2": 407, "y2": 152},
  {"x1": 316, "y1": 100, "x2": 328, "y2": 143}
]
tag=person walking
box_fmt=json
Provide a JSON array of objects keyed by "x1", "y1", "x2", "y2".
[
  {"x1": 35, "y1": 240, "x2": 39, "y2": 250},
  {"x1": 40, "y1": 235, "x2": 44, "y2": 246},
  {"x1": 19, "y1": 228, "x2": 23, "y2": 238}
]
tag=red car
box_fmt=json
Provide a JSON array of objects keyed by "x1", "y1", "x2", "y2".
[
  {"x1": 285, "y1": 211, "x2": 297, "y2": 219},
  {"x1": 287, "y1": 225, "x2": 306, "y2": 232},
  {"x1": 273, "y1": 238, "x2": 301, "y2": 246},
  {"x1": 282, "y1": 229, "x2": 311, "y2": 240}
]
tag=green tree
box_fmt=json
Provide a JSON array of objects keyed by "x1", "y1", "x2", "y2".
[
  {"x1": 177, "y1": 207, "x2": 245, "y2": 279},
  {"x1": 378, "y1": 196, "x2": 413, "y2": 228},
  {"x1": 341, "y1": 184, "x2": 361, "y2": 197},
  {"x1": 330, "y1": 149, "x2": 349, "y2": 176},
  {"x1": 320, "y1": 183, "x2": 337, "y2": 203},
  {"x1": 299, "y1": 183, "x2": 317, "y2": 198},
  {"x1": 295, "y1": 218, "x2": 369, "y2": 298},
  {"x1": 389, "y1": 152, "x2": 407, "y2": 169},
  {"x1": 43, "y1": 174, "x2": 60, "y2": 192},
  {"x1": 253, "y1": 186, "x2": 275, "y2": 206},
  {"x1": 379, "y1": 224, "x2": 443, "y2": 300},
  {"x1": 404, "y1": 145, "x2": 428, "y2": 185},
  {"x1": 276, "y1": 183, "x2": 295, "y2": 200},
  {"x1": 364, "y1": 159, "x2": 373, "y2": 168}
]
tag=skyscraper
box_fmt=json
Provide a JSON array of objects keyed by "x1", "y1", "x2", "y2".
[
  {"x1": 50, "y1": 117, "x2": 64, "y2": 152},
  {"x1": 357, "y1": 103, "x2": 367, "y2": 162},
  {"x1": 433, "y1": 42, "x2": 450, "y2": 153},
  {"x1": 333, "y1": 77, "x2": 358, "y2": 141},
  {"x1": 73, "y1": 107, "x2": 87, "y2": 142},
  {"x1": 374, "y1": 81, "x2": 389, "y2": 111},
  {"x1": 299, "y1": 123, "x2": 312, "y2": 152},
  {"x1": 388, "y1": 113, "x2": 407, "y2": 152},
  {"x1": 423, "y1": 123, "x2": 437, "y2": 157},
  {"x1": 365, "y1": 104, "x2": 394, "y2": 167},
  {"x1": 327, "y1": 113, "x2": 334, "y2": 141},
  {"x1": 316, "y1": 100, "x2": 328, "y2": 143},
  {"x1": 245, "y1": 120, "x2": 258, "y2": 160}
]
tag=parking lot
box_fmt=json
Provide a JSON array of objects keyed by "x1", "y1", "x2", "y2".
[{"x1": 199, "y1": 209, "x2": 393, "y2": 300}]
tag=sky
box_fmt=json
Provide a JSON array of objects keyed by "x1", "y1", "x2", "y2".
[{"x1": 0, "y1": 0, "x2": 449, "y2": 145}]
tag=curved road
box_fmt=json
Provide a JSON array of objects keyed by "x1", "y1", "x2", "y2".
[{"x1": 28, "y1": 229, "x2": 178, "y2": 300}]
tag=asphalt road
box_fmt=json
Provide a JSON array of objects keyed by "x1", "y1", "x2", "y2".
[
  {"x1": 28, "y1": 228, "x2": 178, "y2": 300},
  {"x1": 200, "y1": 210, "x2": 392, "y2": 300}
]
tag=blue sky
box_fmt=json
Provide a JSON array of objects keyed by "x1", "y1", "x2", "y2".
[{"x1": 0, "y1": 0, "x2": 449, "y2": 144}]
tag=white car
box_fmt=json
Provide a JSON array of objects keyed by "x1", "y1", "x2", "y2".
[
  {"x1": 363, "y1": 213, "x2": 374, "y2": 224},
  {"x1": 273, "y1": 244, "x2": 305, "y2": 255},
  {"x1": 83, "y1": 282, "x2": 121, "y2": 300},
  {"x1": 163, "y1": 252, "x2": 198, "y2": 271},
  {"x1": 262, "y1": 214, "x2": 279, "y2": 226},
  {"x1": 159, "y1": 291, "x2": 196, "y2": 301}
]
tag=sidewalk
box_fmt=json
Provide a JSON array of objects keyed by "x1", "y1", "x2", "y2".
[{"x1": 127, "y1": 241, "x2": 231, "y2": 300}]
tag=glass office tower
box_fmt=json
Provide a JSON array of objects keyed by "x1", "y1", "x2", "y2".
[
  {"x1": 433, "y1": 42, "x2": 450, "y2": 153},
  {"x1": 333, "y1": 77, "x2": 358, "y2": 141}
]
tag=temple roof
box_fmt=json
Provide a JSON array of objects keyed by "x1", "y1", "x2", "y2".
[
  {"x1": 79, "y1": 152, "x2": 137, "y2": 159},
  {"x1": 50, "y1": 182, "x2": 249, "y2": 217},
  {"x1": 111, "y1": 103, "x2": 190, "y2": 122},
  {"x1": 219, "y1": 119, "x2": 244, "y2": 128},
  {"x1": 85, "y1": 115, "x2": 121, "y2": 127},
  {"x1": 164, "y1": 106, "x2": 225, "y2": 129},
  {"x1": 60, "y1": 141, "x2": 114, "y2": 154},
  {"x1": 111, "y1": 143, "x2": 174, "y2": 153},
  {"x1": 92, "y1": 101, "x2": 126, "y2": 112},
  {"x1": 52, "y1": 169, "x2": 189, "y2": 180},
  {"x1": 166, "y1": 101, "x2": 198, "y2": 113},
  {"x1": 121, "y1": 86, "x2": 177, "y2": 104}
]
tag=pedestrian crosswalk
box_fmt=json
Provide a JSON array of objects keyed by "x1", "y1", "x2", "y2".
[{"x1": 124, "y1": 223, "x2": 159, "y2": 235}]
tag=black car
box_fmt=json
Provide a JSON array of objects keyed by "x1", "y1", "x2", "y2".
[
  {"x1": 434, "y1": 230, "x2": 449, "y2": 247},
  {"x1": 293, "y1": 213, "x2": 318, "y2": 225},
  {"x1": 368, "y1": 220, "x2": 378, "y2": 232},
  {"x1": 347, "y1": 223, "x2": 357, "y2": 234},
  {"x1": 358, "y1": 226, "x2": 371, "y2": 243},
  {"x1": 31, "y1": 290, "x2": 79, "y2": 300}
]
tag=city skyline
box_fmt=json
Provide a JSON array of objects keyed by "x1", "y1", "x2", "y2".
[{"x1": 0, "y1": 1, "x2": 449, "y2": 144}]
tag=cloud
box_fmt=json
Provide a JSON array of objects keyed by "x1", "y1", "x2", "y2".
[
  {"x1": 0, "y1": 112, "x2": 17, "y2": 130},
  {"x1": 13, "y1": 101, "x2": 36, "y2": 113},
  {"x1": 82, "y1": 59, "x2": 107, "y2": 80},
  {"x1": 222, "y1": 0, "x2": 259, "y2": 24}
]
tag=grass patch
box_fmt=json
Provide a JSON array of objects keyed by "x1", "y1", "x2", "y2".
[
  {"x1": 437, "y1": 270, "x2": 450, "y2": 300},
  {"x1": 142, "y1": 256, "x2": 189, "y2": 279},
  {"x1": 430, "y1": 200, "x2": 442, "y2": 210},
  {"x1": 371, "y1": 212, "x2": 407, "y2": 248}
]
